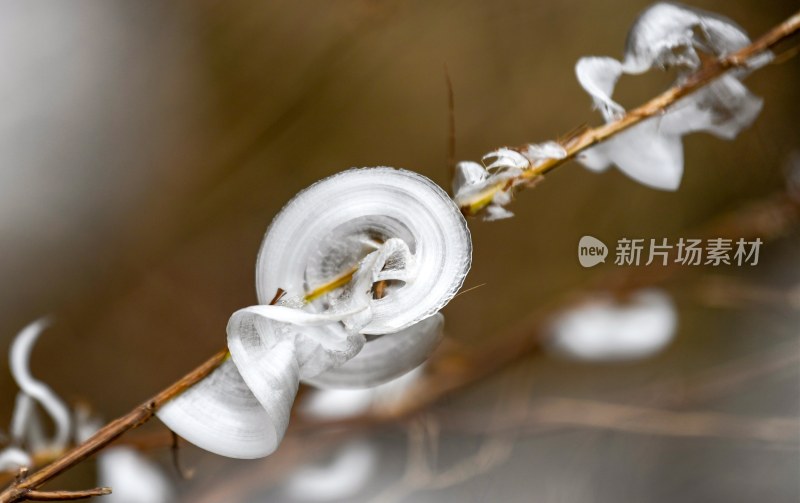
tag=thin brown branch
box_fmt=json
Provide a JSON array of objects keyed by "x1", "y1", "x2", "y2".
[
  {"x1": 0, "y1": 350, "x2": 228, "y2": 503},
  {"x1": 460, "y1": 9, "x2": 800, "y2": 216},
  {"x1": 23, "y1": 488, "x2": 111, "y2": 501},
  {"x1": 443, "y1": 397, "x2": 800, "y2": 444}
]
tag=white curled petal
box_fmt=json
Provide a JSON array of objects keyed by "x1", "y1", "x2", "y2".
[
  {"x1": 224, "y1": 333, "x2": 300, "y2": 456},
  {"x1": 575, "y1": 57, "x2": 625, "y2": 121},
  {"x1": 661, "y1": 74, "x2": 763, "y2": 140},
  {"x1": 484, "y1": 204, "x2": 515, "y2": 221},
  {"x1": 369, "y1": 238, "x2": 416, "y2": 284},
  {"x1": 156, "y1": 359, "x2": 278, "y2": 459},
  {"x1": 98, "y1": 447, "x2": 175, "y2": 503},
  {"x1": 10, "y1": 392, "x2": 35, "y2": 444},
  {"x1": 577, "y1": 147, "x2": 613, "y2": 172},
  {"x1": 622, "y1": 3, "x2": 701, "y2": 73},
  {"x1": 329, "y1": 238, "x2": 417, "y2": 332},
  {"x1": 575, "y1": 4, "x2": 763, "y2": 190},
  {"x1": 547, "y1": 289, "x2": 677, "y2": 362},
  {"x1": 284, "y1": 440, "x2": 378, "y2": 502},
  {"x1": 522, "y1": 141, "x2": 568, "y2": 164},
  {"x1": 231, "y1": 304, "x2": 365, "y2": 327},
  {"x1": 228, "y1": 305, "x2": 365, "y2": 379},
  {"x1": 306, "y1": 314, "x2": 443, "y2": 389},
  {"x1": 256, "y1": 167, "x2": 471, "y2": 335},
  {"x1": 0, "y1": 447, "x2": 31, "y2": 471},
  {"x1": 452, "y1": 161, "x2": 487, "y2": 197},
  {"x1": 482, "y1": 148, "x2": 528, "y2": 171},
  {"x1": 9, "y1": 318, "x2": 71, "y2": 451},
  {"x1": 579, "y1": 119, "x2": 684, "y2": 191},
  {"x1": 294, "y1": 327, "x2": 365, "y2": 379},
  {"x1": 688, "y1": 6, "x2": 750, "y2": 57},
  {"x1": 622, "y1": 3, "x2": 749, "y2": 73}
]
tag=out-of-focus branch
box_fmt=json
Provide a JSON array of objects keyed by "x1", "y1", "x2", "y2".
[
  {"x1": 445, "y1": 397, "x2": 800, "y2": 444},
  {"x1": 22, "y1": 488, "x2": 111, "y2": 502},
  {"x1": 459, "y1": 9, "x2": 800, "y2": 216}
]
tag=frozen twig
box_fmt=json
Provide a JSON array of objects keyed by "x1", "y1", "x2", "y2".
[{"x1": 458, "y1": 9, "x2": 800, "y2": 216}]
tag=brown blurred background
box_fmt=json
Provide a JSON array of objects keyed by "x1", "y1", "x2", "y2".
[{"x1": 1, "y1": 1, "x2": 798, "y2": 501}]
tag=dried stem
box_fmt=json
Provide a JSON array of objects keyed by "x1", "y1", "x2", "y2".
[{"x1": 460, "y1": 9, "x2": 800, "y2": 215}]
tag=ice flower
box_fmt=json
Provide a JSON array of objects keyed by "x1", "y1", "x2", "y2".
[
  {"x1": 158, "y1": 167, "x2": 472, "y2": 458},
  {"x1": 453, "y1": 142, "x2": 566, "y2": 220},
  {"x1": 575, "y1": 2, "x2": 769, "y2": 190},
  {"x1": 546, "y1": 289, "x2": 677, "y2": 362},
  {"x1": 0, "y1": 318, "x2": 71, "y2": 469}
]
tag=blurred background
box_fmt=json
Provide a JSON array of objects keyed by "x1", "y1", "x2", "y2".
[{"x1": 0, "y1": 0, "x2": 798, "y2": 501}]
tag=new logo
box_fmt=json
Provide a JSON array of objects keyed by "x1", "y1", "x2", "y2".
[{"x1": 578, "y1": 235, "x2": 608, "y2": 268}]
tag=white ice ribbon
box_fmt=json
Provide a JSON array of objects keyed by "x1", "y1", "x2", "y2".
[
  {"x1": 574, "y1": 2, "x2": 768, "y2": 190},
  {"x1": 7, "y1": 318, "x2": 71, "y2": 454}
]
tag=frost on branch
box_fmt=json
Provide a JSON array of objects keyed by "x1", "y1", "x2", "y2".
[
  {"x1": 453, "y1": 142, "x2": 566, "y2": 220},
  {"x1": 546, "y1": 289, "x2": 677, "y2": 362},
  {"x1": 575, "y1": 2, "x2": 769, "y2": 190},
  {"x1": 157, "y1": 167, "x2": 472, "y2": 459}
]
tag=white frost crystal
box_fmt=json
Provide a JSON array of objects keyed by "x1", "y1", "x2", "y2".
[
  {"x1": 453, "y1": 142, "x2": 566, "y2": 220},
  {"x1": 575, "y1": 2, "x2": 768, "y2": 190},
  {"x1": 158, "y1": 167, "x2": 472, "y2": 458}
]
